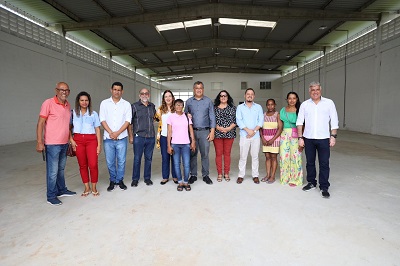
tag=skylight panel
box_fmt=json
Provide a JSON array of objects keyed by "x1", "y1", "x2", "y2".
[
  {"x1": 184, "y1": 18, "x2": 211, "y2": 28},
  {"x1": 156, "y1": 22, "x2": 184, "y2": 31},
  {"x1": 247, "y1": 20, "x2": 276, "y2": 28},
  {"x1": 219, "y1": 18, "x2": 247, "y2": 26}
]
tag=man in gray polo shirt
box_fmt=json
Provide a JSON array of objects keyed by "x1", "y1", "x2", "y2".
[{"x1": 185, "y1": 81, "x2": 216, "y2": 185}]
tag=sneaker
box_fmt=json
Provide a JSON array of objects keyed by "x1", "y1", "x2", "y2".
[
  {"x1": 203, "y1": 176, "x2": 213, "y2": 185},
  {"x1": 321, "y1": 190, "x2": 330, "y2": 199},
  {"x1": 58, "y1": 190, "x2": 77, "y2": 197},
  {"x1": 47, "y1": 198, "x2": 62, "y2": 206},
  {"x1": 107, "y1": 181, "x2": 115, "y2": 192},
  {"x1": 131, "y1": 180, "x2": 138, "y2": 187},
  {"x1": 188, "y1": 176, "x2": 197, "y2": 184},
  {"x1": 302, "y1": 183, "x2": 316, "y2": 192},
  {"x1": 144, "y1": 179, "x2": 153, "y2": 186},
  {"x1": 118, "y1": 181, "x2": 127, "y2": 190}
]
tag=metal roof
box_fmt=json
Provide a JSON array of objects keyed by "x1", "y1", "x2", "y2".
[{"x1": 2, "y1": 0, "x2": 400, "y2": 80}]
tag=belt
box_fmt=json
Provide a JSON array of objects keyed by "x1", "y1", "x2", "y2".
[{"x1": 193, "y1": 127, "x2": 210, "y2": 131}]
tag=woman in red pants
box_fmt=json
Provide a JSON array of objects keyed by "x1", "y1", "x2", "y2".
[
  {"x1": 70, "y1": 91, "x2": 101, "y2": 196},
  {"x1": 213, "y1": 90, "x2": 237, "y2": 182}
]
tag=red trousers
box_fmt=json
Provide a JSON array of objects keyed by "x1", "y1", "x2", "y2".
[
  {"x1": 73, "y1": 134, "x2": 99, "y2": 183},
  {"x1": 213, "y1": 138, "x2": 235, "y2": 175}
]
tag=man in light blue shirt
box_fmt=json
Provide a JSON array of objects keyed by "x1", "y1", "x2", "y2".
[{"x1": 236, "y1": 88, "x2": 264, "y2": 184}]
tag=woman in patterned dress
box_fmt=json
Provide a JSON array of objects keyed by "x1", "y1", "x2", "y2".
[
  {"x1": 213, "y1": 90, "x2": 237, "y2": 182},
  {"x1": 279, "y1": 92, "x2": 303, "y2": 186},
  {"x1": 261, "y1": 99, "x2": 283, "y2": 184}
]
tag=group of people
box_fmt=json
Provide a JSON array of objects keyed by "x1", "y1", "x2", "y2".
[{"x1": 36, "y1": 80, "x2": 338, "y2": 206}]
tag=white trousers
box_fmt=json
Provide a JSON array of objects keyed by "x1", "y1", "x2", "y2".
[{"x1": 238, "y1": 136, "x2": 260, "y2": 178}]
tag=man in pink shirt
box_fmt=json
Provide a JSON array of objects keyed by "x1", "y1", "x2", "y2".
[{"x1": 36, "y1": 82, "x2": 76, "y2": 206}]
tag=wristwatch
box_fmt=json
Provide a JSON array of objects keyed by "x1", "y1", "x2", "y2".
[
  {"x1": 330, "y1": 134, "x2": 337, "y2": 138},
  {"x1": 298, "y1": 136, "x2": 304, "y2": 140}
]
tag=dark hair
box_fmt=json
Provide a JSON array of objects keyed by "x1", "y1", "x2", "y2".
[
  {"x1": 174, "y1": 98, "x2": 184, "y2": 106},
  {"x1": 111, "y1": 81, "x2": 123, "y2": 90},
  {"x1": 266, "y1": 98, "x2": 276, "y2": 105},
  {"x1": 193, "y1": 81, "x2": 204, "y2": 89},
  {"x1": 286, "y1": 91, "x2": 301, "y2": 115},
  {"x1": 75, "y1": 91, "x2": 93, "y2": 117},
  {"x1": 214, "y1": 90, "x2": 234, "y2": 107},
  {"x1": 160, "y1": 90, "x2": 175, "y2": 114},
  {"x1": 245, "y1": 88, "x2": 255, "y2": 95}
]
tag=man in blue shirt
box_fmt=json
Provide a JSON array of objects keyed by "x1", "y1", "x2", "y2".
[
  {"x1": 185, "y1": 81, "x2": 216, "y2": 185},
  {"x1": 129, "y1": 88, "x2": 157, "y2": 187},
  {"x1": 236, "y1": 88, "x2": 264, "y2": 184}
]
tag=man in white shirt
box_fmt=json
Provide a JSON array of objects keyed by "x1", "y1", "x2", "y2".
[
  {"x1": 296, "y1": 81, "x2": 339, "y2": 198},
  {"x1": 99, "y1": 82, "x2": 132, "y2": 192}
]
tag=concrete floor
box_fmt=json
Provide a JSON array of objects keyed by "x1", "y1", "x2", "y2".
[{"x1": 0, "y1": 130, "x2": 399, "y2": 265}]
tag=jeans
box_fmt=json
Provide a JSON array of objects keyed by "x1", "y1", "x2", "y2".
[
  {"x1": 213, "y1": 138, "x2": 235, "y2": 175},
  {"x1": 190, "y1": 129, "x2": 210, "y2": 177},
  {"x1": 160, "y1": 135, "x2": 177, "y2": 179},
  {"x1": 238, "y1": 136, "x2": 260, "y2": 178},
  {"x1": 304, "y1": 138, "x2": 330, "y2": 190},
  {"x1": 103, "y1": 137, "x2": 127, "y2": 183},
  {"x1": 172, "y1": 144, "x2": 191, "y2": 183},
  {"x1": 45, "y1": 144, "x2": 69, "y2": 200},
  {"x1": 132, "y1": 136, "x2": 155, "y2": 181}
]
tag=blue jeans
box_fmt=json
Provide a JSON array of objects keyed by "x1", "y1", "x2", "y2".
[
  {"x1": 172, "y1": 144, "x2": 191, "y2": 183},
  {"x1": 304, "y1": 138, "x2": 330, "y2": 190},
  {"x1": 190, "y1": 129, "x2": 210, "y2": 177},
  {"x1": 45, "y1": 144, "x2": 69, "y2": 200},
  {"x1": 160, "y1": 136, "x2": 177, "y2": 179},
  {"x1": 103, "y1": 138, "x2": 127, "y2": 183},
  {"x1": 132, "y1": 136, "x2": 155, "y2": 181}
]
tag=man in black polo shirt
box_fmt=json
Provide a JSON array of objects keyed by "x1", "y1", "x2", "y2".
[{"x1": 129, "y1": 88, "x2": 157, "y2": 187}]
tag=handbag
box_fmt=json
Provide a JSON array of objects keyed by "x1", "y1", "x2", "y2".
[
  {"x1": 284, "y1": 109, "x2": 298, "y2": 138},
  {"x1": 67, "y1": 143, "x2": 76, "y2": 157}
]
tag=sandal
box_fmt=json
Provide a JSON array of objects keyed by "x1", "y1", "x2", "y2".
[
  {"x1": 92, "y1": 191, "x2": 100, "y2": 196},
  {"x1": 217, "y1": 175, "x2": 223, "y2": 182},
  {"x1": 224, "y1": 174, "x2": 230, "y2": 182},
  {"x1": 177, "y1": 184, "x2": 184, "y2": 191},
  {"x1": 81, "y1": 191, "x2": 90, "y2": 197},
  {"x1": 184, "y1": 184, "x2": 191, "y2": 191},
  {"x1": 261, "y1": 176, "x2": 270, "y2": 182},
  {"x1": 267, "y1": 178, "x2": 275, "y2": 184},
  {"x1": 172, "y1": 178, "x2": 179, "y2": 184},
  {"x1": 160, "y1": 179, "x2": 169, "y2": 185}
]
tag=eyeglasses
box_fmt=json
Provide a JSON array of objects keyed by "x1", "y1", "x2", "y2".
[
  {"x1": 56, "y1": 88, "x2": 70, "y2": 93},
  {"x1": 220, "y1": 95, "x2": 228, "y2": 98},
  {"x1": 140, "y1": 92, "x2": 149, "y2": 95}
]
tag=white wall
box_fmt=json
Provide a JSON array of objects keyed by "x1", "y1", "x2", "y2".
[
  {"x1": 282, "y1": 27, "x2": 400, "y2": 138},
  {"x1": 162, "y1": 72, "x2": 283, "y2": 109},
  {"x1": 0, "y1": 31, "x2": 160, "y2": 145}
]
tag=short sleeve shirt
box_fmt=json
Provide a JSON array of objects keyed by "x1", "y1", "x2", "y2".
[{"x1": 39, "y1": 96, "x2": 71, "y2": 145}]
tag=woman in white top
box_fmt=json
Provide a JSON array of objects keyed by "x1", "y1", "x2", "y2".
[{"x1": 155, "y1": 90, "x2": 178, "y2": 185}]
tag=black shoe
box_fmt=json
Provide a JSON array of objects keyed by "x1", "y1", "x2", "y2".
[
  {"x1": 188, "y1": 176, "x2": 197, "y2": 184},
  {"x1": 131, "y1": 180, "x2": 138, "y2": 187},
  {"x1": 118, "y1": 181, "x2": 127, "y2": 190},
  {"x1": 160, "y1": 179, "x2": 169, "y2": 185},
  {"x1": 107, "y1": 181, "x2": 115, "y2": 192},
  {"x1": 302, "y1": 183, "x2": 316, "y2": 192},
  {"x1": 203, "y1": 176, "x2": 213, "y2": 185},
  {"x1": 321, "y1": 190, "x2": 330, "y2": 199},
  {"x1": 144, "y1": 179, "x2": 153, "y2": 186}
]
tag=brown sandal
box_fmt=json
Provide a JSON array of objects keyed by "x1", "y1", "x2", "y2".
[
  {"x1": 224, "y1": 174, "x2": 230, "y2": 182},
  {"x1": 217, "y1": 175, "x2": 223, "y2": 182}
]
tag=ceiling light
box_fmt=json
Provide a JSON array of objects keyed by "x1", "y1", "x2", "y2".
[
  {"x1": 319, "y1": 25, "x2": 327, "y2": 30},
  {"x1": 247, "y1": 20, "x2": 276, "y2": 28},
  {"x1": 219, "y1": 18, "x2": 247, "y2": 26},
  {"x1": 156, "y1": 22, "x2": 184, "y2": 31},
  {"x1": 286, "y1": 55, "x2": 291, "y2": 58},
  {"x1": 173, "y1": 49, "x2": 196, "y2": 53},
  {"x1": 184, "y1": 18, "x2": 211, "y2": 28},
  {"x1": 231, "y1": 48, "x2": 259, "y2": 52}
]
